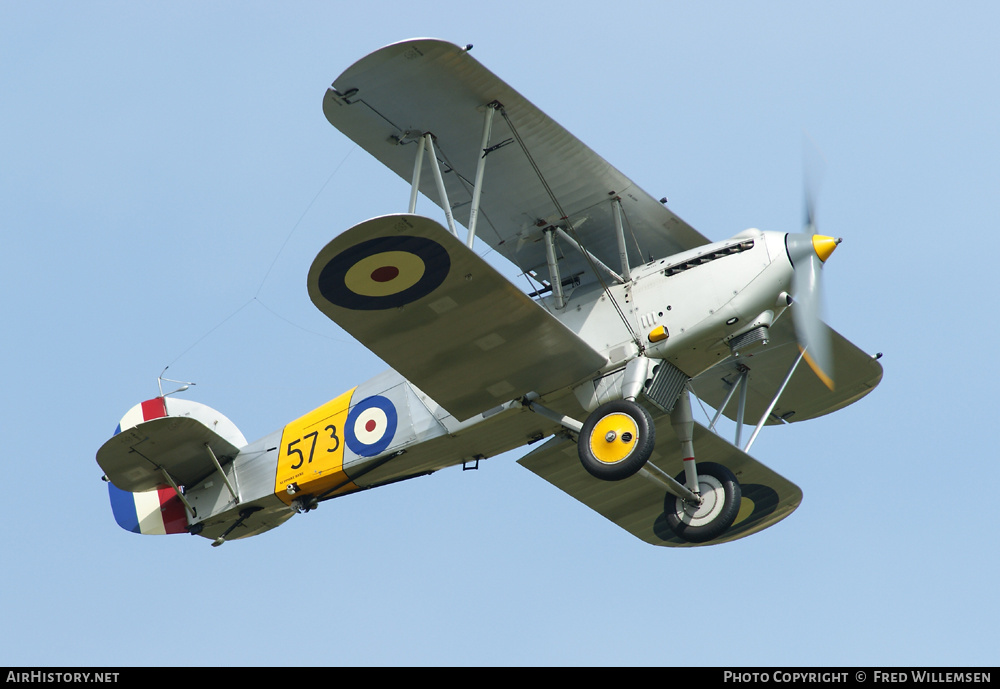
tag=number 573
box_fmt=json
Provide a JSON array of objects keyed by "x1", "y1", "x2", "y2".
[{"x1": 287, "y1": 424, "x2": 340, "y2": 470}]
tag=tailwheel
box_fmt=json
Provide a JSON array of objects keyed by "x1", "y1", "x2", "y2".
[
  {"x1": 665, "y1": 462, "x2": 741, "y2": 543},
  {"x1": 578, "y1": 400, "x2": 655, "y2": 481}
]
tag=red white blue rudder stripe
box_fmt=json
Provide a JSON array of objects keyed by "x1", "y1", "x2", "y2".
[
  {"x1": 105, "y1": 398, "x2": 187, "y2": 535},
  {"x1": 108, "y1": 483, "x2": 188, "y2": 535}
]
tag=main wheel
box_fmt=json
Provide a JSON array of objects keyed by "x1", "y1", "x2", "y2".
[
  {"x1": 665, "y1": 462, "x2": 741, "y2": 543},
  {"x1": 577, "y1": 400, "x2": 655, "y2": 481}
]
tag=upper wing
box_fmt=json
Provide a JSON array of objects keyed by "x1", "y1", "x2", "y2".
[
  {"x1": 518, "y1": 416, "x2": 802, "y2": 547},
  {"x1": 689, "y1": 311, "x2": 884, "y2": 425},
  {"x1": 307, "y1": 213, "x2": 608, "y2": 421},
  {"x1": 323, "y1": 38, "x2": 709, "y2": 286}
]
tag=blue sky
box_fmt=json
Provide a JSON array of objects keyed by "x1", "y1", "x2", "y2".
[{"x1": 2, "y1": 1, "x2": 997, "y2": 666}]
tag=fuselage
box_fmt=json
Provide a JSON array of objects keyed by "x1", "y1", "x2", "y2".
[
  {"x1": 160, "y1": 229, "x2": 800, "y2": 541},
  {"x1": 544, "y1": 229, "x2": 794, "y2": 380}
]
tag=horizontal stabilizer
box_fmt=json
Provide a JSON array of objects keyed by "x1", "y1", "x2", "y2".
[
  {"x1": 518, "y1": 416, "x2": 802, "y2": 547},
  {"x1": 99, "y1": 416, "x2": 240, "y2": 492},
  {"x1": 97, "y1": 398, "x2": 246, "y2": 493}
]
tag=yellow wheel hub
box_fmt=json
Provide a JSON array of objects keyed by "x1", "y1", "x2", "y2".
[{"x1": 589, "y1": 412, "x2": 639, "y2": 464}]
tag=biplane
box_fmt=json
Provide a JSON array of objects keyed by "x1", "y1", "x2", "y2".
[{"x1": 96, "y1": 39, "x2": 882, "y2": 547}]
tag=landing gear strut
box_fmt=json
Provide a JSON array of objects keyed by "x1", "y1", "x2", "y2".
[
  {"x1": 664, "y1": 391, "x2": 741, "y2": 542},
  {"x1": 576, "y1": 387, "x2": 742, "y2": 543},
  {"x1": 533, "y1": 371, "x2": 742, "y2": 543}
]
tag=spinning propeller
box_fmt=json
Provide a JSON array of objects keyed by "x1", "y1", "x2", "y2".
[{"x1": 785, "y1": 194, "x2": 841, "y2": 390}]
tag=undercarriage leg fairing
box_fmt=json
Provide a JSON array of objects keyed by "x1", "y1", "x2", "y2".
[{"x1": 664, "y1": 390, "x2": 742, "y2": 542}]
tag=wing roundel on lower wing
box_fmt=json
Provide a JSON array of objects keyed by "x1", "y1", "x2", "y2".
[{"x1": 517, "y1": 418, "x2": 803, "y2": 547}]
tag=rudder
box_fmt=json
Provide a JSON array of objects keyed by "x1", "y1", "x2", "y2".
[{"x1": 108, "y1": 483, "x2": 188, "y2": 535}]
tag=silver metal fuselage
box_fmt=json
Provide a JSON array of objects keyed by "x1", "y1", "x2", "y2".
[{"x1": 546, "y1": 229, "x2": 794, "y2": 380}]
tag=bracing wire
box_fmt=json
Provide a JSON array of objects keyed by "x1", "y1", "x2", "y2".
[
  {"x1": 432, "y1": 131, "x2": 553, "y2": 309},
  {"x1": 500, "y1": 107, "x2": 642, "y2": 344}
]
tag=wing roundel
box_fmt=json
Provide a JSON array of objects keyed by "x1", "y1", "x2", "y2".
[{"x1": 316, "y1": 234, "x2": 451, "y2": 311}]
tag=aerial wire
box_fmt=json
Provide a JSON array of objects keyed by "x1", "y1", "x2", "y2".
[
  {"x1": 165, "y1": 145, "x2": 357, "y2": 370},
  {"x1": 255, "y1": 146, "x2": 355, "y2": 299}
]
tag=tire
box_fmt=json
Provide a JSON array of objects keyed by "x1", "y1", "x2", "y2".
[
  {"x1": 577, "y1": 400, "x2": 655, "y2": 481},
  {"x1": 665, "y1": 462, "x2": 741, "y2": 543}
]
